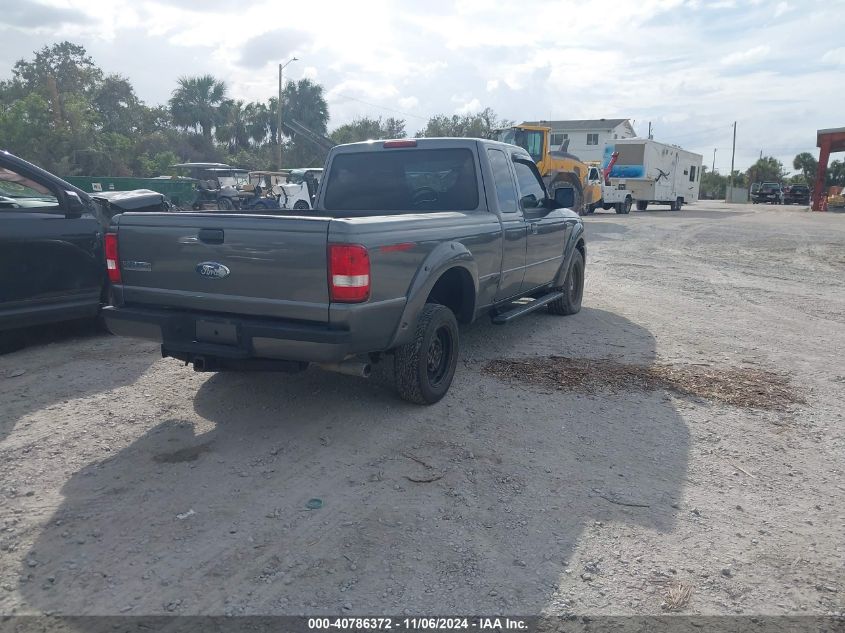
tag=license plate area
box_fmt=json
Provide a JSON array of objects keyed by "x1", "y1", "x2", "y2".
[{"x1": 196, "y1": 319, "x2": 239, "y2": 345}]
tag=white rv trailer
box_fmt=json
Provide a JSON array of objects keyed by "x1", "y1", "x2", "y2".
[{"x1": 604, "y1": 139, "x2": 703, "y2": 211}]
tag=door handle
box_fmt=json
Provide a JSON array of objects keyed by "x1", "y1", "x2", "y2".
[
  {"x1": 530, "y1": 222, "x2": 538, "y2": 235},
  {"x1": 198, "y1": 228, "x2": 224, "y2": 244}
]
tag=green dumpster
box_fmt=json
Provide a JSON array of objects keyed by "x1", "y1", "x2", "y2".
[{"x1": 64, "y1": 176, "x2": 197, "y2": 208}]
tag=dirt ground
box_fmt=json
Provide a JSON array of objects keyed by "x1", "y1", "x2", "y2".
[{"x1": 0, "y1": 201, "x2": 842, "y2": 617}]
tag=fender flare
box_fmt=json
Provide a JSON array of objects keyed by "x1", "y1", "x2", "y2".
[
  {"x1": 552, "y1": 222, "x2": 586, "y2": 288},
  {"x1": 387, "y1": 241, "x2": 479, "y2": 349}
]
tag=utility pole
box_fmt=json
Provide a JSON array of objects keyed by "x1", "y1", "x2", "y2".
[
  {"x1": 648, "y1": 122, "x2": 652, "y2": 140},
  {"x1": 277, "y1": 57, "x2": 298, "y2": 171},
  {"x1": 728, "y1": 121, "x2": 736, "y2": 201},
  {"x1": 712, "y1": 148, "x2": 717, "y2": 173}
]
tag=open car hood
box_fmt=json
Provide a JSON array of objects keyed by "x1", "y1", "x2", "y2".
[{"x1": 92, "y1": 189, "x2": 169, "y2": 212}]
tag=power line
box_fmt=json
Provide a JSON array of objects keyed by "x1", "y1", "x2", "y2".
[{"x1": 330, "y1": 93, "x2": 428, "y2": 121}]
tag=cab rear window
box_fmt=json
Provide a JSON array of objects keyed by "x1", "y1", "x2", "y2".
[{"x1": 323, "y1": 148, "x2": 479, "y2": 213}]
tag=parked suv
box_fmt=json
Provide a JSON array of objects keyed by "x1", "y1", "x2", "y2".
[
  {"x1": 752, "y1": 182, "x2": 783, "y2": 204},
  {"x1": 783, "y1": 184, "x2": 810, "y2": 205}
]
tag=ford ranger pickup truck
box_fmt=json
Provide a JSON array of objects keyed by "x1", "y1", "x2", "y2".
[{"x1": 103, "y1": 138, "x2": 586, "y2": 404}]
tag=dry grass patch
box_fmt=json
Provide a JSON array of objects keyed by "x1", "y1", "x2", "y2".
[
  {"x1": 662, "y1": 581, "x2": 694, "y2": 611},
  {"x1": 483, "y1": 356, "x2": 804, "y2": 410}
]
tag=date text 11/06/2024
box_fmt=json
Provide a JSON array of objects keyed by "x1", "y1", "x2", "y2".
[{"x1": 307, "y1": 617, "x2": 528, "y2": 630}]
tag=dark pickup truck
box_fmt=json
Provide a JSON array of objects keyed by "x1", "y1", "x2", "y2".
[
  {"x1": 752, "y1": 182, "x2": 784, "y2": 204},
  {"x1": 783, "y1": 184, "x2": 810, "y2": 205},
  {"x1": 104, "y1": 138, "x2": 586, "y2": 403}
]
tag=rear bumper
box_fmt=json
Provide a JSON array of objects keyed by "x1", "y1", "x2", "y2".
[{"x1": 103, "y1": 304, "x2": 391, "y2": 364}]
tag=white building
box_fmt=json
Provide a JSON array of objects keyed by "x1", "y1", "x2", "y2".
[{"x1": 523, "y1": 118, "x2": 637, "y2": 163}]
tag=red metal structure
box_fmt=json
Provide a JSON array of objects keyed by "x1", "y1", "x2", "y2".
[
  {"x1": 603, "y1": 151, "x2": 619, "y2": 185},
  {"x1": 813, "y1": 127, "x2": 845, "y2": 211}
]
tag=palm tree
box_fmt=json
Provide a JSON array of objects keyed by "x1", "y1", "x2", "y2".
[
  {"x1": 215, "y1": 99, "x2": 250, "y2": 153},
  {"x1": 244, "y1": 101, "x2": 271, "y2": 146},
  {"x1": 168, "y1": 75, "x2": 227, "y2": 140},
  {"x1": 280, "y1": 78, "x2": 329, "y2": 137}
]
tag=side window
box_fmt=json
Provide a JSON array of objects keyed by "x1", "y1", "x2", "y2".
[
  {"x1": 0, "y1": 167, "x2": 60, "y2": 213},
  {"x1": 588, "y1": 167, "x2": 600, "y2": 181},
  {"x1": 689, "y1": 165, "x2": 697, "y2": 182},
  {"x1": 486, "y1": 148, "x2": 518, "y2": 213},
  {"x1": 512, "y1": 159, "x2": 545, "y2": 210},
  {"x1": 0, "y1": 166, "x2": 61, "y2": 213}
]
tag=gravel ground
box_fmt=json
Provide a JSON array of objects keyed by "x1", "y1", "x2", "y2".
[{"x1": 0, "y1": 201, "x2": 842, "y2": 617}]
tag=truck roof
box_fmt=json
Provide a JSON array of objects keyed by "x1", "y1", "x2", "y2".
[{"x1": 331, "y1": 137, "x2": 530, "y2": 159}]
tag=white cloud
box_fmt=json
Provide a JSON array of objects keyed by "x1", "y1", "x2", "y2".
[
  {"x1": 486, "y1": 79, "x2": 499, "y2": 92},
  {"x1": 720, "y1": 45, "x2": 771, "y2": 66},
  {"x1": 327, "y1": 80, "x2": 398, "y2": 101},
  {"x1": 774, "y1": 1, "x2": 791, "y2": 17},
  {"x1": 821, "y1": 47, "x2": 845, "y2": 65},
  {"x1": 455, "y1": 98, "x2": 482, "y2": 115},
  {"x1": 398, "y1": 96, "x2": 419, "y2": 110}
]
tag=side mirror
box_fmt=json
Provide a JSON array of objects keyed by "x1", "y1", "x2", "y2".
[
  {"x1": 65, "y1": 190, "x2": 86, "y2": 217},
  {"x1": 553, "y1": 187, "x2": 575, "y2": 209}
]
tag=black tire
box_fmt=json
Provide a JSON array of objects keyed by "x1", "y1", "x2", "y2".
[
  {"x1": 636, "y1": 200, "x2": 648, "y2": 211},
  {"x1": 570, "y1": 188, "x2": 584, "y2": 216},
  {"x1": 614, "y1": 198, "x2": 632, "y2": 215},
  {"x1": 217, "y1": 197, "x2": 234, "y2": 211},
  {"x1": 293, "y1": 200, "x2": 310, "y2": 210},
  {"x1": 670, "y1": 197, "x2": 683, "y2": 211},
  {"x1": 548, "y1": 249, "x2": 584, "y2": 316},
  {"x1": 394, "y1": 303, "x2": 460, "y2": 404}
]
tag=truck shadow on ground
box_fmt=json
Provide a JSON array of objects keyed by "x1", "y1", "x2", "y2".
[
  {"x1": 20, "y1": 308, "x2": 689, "y2": 615},
  {"x1": 0, "y1": 327, "x2": 155, "y2": 444}
]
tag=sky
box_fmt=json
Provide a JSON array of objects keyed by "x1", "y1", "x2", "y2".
[{"x1": 1, "y1": 0, "x2": 843, "y2": 174}]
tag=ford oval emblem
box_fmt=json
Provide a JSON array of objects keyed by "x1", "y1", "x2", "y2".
[{"x1": 196, "y1": 261, "x2": 230, "y2": 279}]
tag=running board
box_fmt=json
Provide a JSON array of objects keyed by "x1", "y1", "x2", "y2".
[{"x1": 491, "y1": 291, "x2": 564, "y2": 324}]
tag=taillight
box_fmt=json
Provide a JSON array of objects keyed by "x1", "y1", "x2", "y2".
[
  {"x1": 105, "y1": 233, "x2": 121, "y2": 283},
  {"x1": 328, "y1": 244, "x2": 370, "y2": 303}
]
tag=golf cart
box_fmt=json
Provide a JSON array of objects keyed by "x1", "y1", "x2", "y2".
[
  {"x1": 278, "y1": 168, "x2": 323, "y2": 210},
  {"x1": 171, "y1": 163, "x2": 248, "y2": 210}
]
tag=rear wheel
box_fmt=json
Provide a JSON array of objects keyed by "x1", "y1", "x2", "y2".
[
  {"x1": 548, "y1": 249, "x2": 584, "y2": 316},
  {"x1": 394, "y1": 303, "x2": 459, "y2": 404},
  {"x1": 636, "y1": 200, "x2": 648, "y2": 211},
  {"x1": 293, "y1": 200, "x2": 310, "y2": 210},
  {"x1": 670, "y1": 197, "x2": 683, "y2": 211},
  {"x1": 217, "y1": 197, "x2": 234, "y2": 211}
]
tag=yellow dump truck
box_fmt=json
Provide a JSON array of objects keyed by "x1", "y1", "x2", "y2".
[{"x1": 495, "y1": 124, "x2": 600, "y2": 215}]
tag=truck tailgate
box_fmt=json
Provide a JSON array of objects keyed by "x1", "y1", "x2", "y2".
[{"x1": 115, "y1": 213, "x2": 331, "y2": 323}]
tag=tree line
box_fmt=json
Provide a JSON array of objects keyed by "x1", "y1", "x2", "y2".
[
  {"x1": 3, "y1": 41, "x2": 842, "y2": 188},
  {"x1": 0, "y1": 42, "x2": 511, "y2": 178},
  {"x1": 698, "y1": 154, "x2": 845, "y2": 199}
]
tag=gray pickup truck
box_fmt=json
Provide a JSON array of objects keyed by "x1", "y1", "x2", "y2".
[{"x1": 103, "y1": 138, "x2": 586, "y2": 403}]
